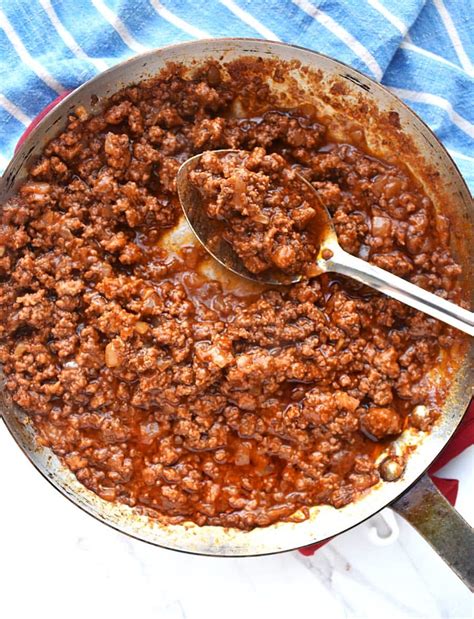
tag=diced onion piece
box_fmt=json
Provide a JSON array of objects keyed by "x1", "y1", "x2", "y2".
[
  {"x1": 135, "y1": 321, "x2": 149, "y2": 335},
  {"x1": 105, "y1": 339, "x2": 124, "y2": 368},
  {"x1": 372, "y1": 216, "x2": 391, "y2": 237}
]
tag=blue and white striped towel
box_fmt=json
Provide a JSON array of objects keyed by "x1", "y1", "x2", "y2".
[{"x1": 0, "y1": 0, "x2": 472, "y2": 189}]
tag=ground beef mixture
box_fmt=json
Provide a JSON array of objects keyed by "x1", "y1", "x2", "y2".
[
  {"x1": 189, "y1": 148, "x2": 321, "y2": 276},
  {"x1": 0, "y1": 61, "x2": 464, "y2": 529}
]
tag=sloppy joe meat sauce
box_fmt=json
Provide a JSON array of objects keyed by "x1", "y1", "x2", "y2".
[{"x1": 0, "y1": 62, "x2": 463, "y2": 529}]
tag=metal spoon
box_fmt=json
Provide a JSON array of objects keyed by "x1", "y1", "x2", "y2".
[{"x1": 177, "y1": 150, "x2": 474, "y2": 336}]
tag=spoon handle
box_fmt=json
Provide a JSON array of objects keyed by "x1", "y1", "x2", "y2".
[{"x1": 324, "y1": 246, "x2": 474, "y2": 336}]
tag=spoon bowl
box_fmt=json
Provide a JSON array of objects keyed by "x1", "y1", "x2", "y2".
[{"x1": 177, "y1": 149, "x2": 323, "y2": 285}]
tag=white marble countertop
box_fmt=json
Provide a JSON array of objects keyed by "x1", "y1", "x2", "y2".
[{"x1": 1, "y1": 422, "x2": 472, "y2": 619}]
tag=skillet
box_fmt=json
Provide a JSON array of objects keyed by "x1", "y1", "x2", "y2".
[{"x1": 0, "y1": 38, "x2": 472, "y2": 588}]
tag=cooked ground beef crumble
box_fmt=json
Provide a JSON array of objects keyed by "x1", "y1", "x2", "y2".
[{"x1": 0, "y1": 61, "x2": 464, "y2": 529}]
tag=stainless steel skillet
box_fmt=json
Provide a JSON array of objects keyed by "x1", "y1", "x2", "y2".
[{"x1": 0, "y1": 38, "x2": 472, "y2": 587}]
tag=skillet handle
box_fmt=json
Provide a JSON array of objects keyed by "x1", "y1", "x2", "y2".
[{"x1": 391, "y1": 474, "x2": 474, "y2": 591}]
